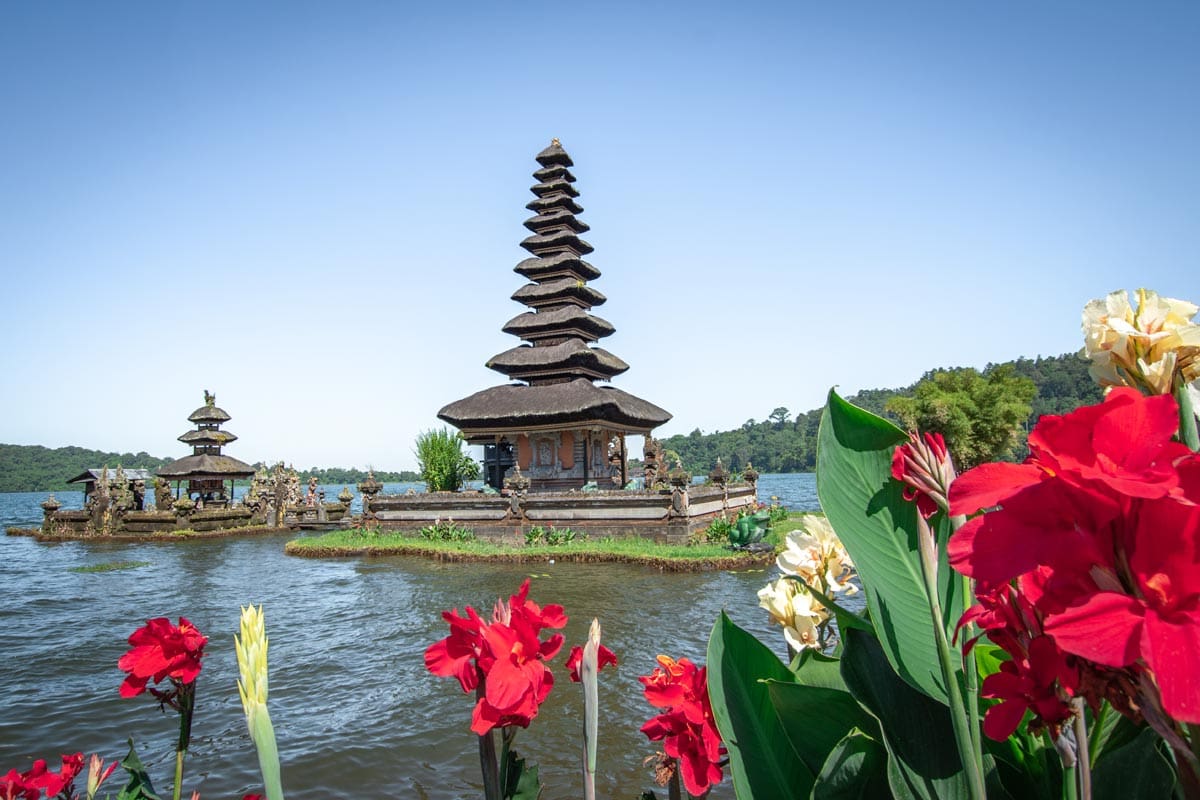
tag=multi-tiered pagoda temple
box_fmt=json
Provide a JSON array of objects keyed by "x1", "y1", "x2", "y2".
[
  {"x1": 157, "y1": 391, "x2": 255, "y2": 505},
  {"x1": 439, "y1": 140, "x2": 671, "y2": 491}
]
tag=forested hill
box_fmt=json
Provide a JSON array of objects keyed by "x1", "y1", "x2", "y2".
[
  {"x1": 0, "y1": 445, "x2": 173, "y2": 493},
  {"x1": 0, "y1": 444, "x2": 419, "y2": 492},
  {"x1": 660, "y1": 352, "x2": 1103, "y2": 474}
]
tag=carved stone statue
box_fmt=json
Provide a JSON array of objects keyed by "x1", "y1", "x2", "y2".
[{"x1": 154, "y1": 478, "x2": 173, "y2": 510}]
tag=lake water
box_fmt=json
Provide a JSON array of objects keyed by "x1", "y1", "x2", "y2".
[{"x1": 0, "y1": 474, "x2": 821, "y2": 799}]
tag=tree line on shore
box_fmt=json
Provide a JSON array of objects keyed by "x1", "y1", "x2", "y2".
[
  {"x1": 660, "y1": 351, "x2": 1103, "y2": 474},
  {"x1": 0, "y1": 352, "x2": 1100, "y2": 492},
  {"x1": 0, "y1": 444, "x2": 419, "y2": 493}
]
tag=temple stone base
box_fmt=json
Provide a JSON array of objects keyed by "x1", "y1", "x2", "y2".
[{"x1": 366, "y1": 484, "x2": 756, "y2": 545}]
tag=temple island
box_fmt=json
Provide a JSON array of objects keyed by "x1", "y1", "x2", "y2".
[
  {"x1": 363, "y1": 141, "x2": 756, "y2": 542},
  {"x1": 35, "y1": 393, "x2": 351, "y2": 538}
]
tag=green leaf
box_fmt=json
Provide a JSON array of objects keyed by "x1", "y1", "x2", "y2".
[
  {"x1": 973, "y1": 643, "x2": 1007, "y2": 681},
  {"x1": 501, "y1": 748, "x2": 542, "y2": 800},
  {"x1": 790, "y1": 649, "x2": 848, "y2": 692},
  {"x1": 840, "y1": 628, "x2": 969, "y2": 800},
  {"x1": 817, "y1": 388, "x2": 965, "y2": 702},
  {"x1": 1092, "y1": 727, "x2": 1176, "y2": 800},
  {"x1": 811, "y1": 730, "x2": 891, "y2": 800},
  {"x1": 707, "y1": 611, "x2": 812, "y2": 799},
  {"x1": 114, "y1": 739, "x2": 163, "y2": 800},
  {"x1": 766, "y1": 681, "x2": 880, "y2": 778}
]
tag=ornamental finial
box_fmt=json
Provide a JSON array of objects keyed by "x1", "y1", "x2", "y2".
[{"x1": 551, "y1": 137, "x2": 561, "y2": 147}]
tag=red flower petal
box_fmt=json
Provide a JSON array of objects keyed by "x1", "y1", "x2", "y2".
[
  {"x1": 1142, "y1": 607, "x2": 1200, "y2": 724},
  {"x1": 983, "y1": 697, "x2": 1029, "y2": 741},
  {"x1": 948, "y1": 462, "x2": 1045, "y2": 516},
  {"x1": 1043, "y1": 592, "x2": 1144, "y2": 667}
]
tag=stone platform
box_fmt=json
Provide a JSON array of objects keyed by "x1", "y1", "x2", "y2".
[{"x1": 364, "y1": 483, "x2": 757, "y2": 544}]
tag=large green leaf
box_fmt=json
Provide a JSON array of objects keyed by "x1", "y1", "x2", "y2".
[
  {"x1": 841, "y1": 628, "x2": 969, "y2": 800},
  {"x1": 114, "y1": 739, "x2": 163, "y2": 800},
  {"x1": 817, "y1": 389, "x2": 965, "y2": 702},
  {"x1": 811, "y1": 730, "x2": 891, "y2": 800},
  {"x1": 1092, "y1": 727, "x2": 1176, "y2": 800},
  {"x1": 500, "y1": 749, "x2": 542, "y2": 800},
  {"x1": 766, "y1": 681, "x2": 880, "y2": 778},
  {"x1": 791, "y1": 649, "x2": 849, "y2": 692},
  {"x1": 707, "y1": 611, "x2": 811, "y2": 799}
]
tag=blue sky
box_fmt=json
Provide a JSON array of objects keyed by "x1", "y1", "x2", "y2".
[{"x1": 1, "y1": 2, "x2": 1197, "y2": 471}]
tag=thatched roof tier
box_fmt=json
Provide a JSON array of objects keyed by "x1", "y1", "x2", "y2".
[
  {"x1": 188, "y1": 405, "x2": 231, "y2": 423},
  {"x1": 511, "y1": 278, "x2": 606, "y2": 309},
  {"x1": 438, "y1": 379, "x2": 670, "y2": 440},
  {"x1": 486, "y1": 340, "x2": 629, "y2": 381},
  {"x1": 157, "y1": 453, "x2": 255, "y2": 480},
  {"x1": 535, "y1": 140, "x2": 573, "y2": 167},
  {"x1": 523, "y1": 210, "x2": 590, "y2": 234},
  {"x1": 533, "y1": 164, "x2": 575, "y2": 183},
  {"x1": 502, "y1": 306, "x2": 614, "y2": 341},
  {"x1": 530, "y1": 178, "x2": 580, "y2": 199},
  {"x1": 514, "y1": 253, "x2": 600, "y2": 282},
  {"x1": 178, "y1": 429, "x2": 238, "y2": 446},
  {"x1": 520, "y1": 230, "x2": 594, "y2": 257},
  {"x1": 68, "y1": 468, "x2": 154, "y2": 485},
  {"x1": 525, "y1": 194, "x2": 583, "y2": 215}
]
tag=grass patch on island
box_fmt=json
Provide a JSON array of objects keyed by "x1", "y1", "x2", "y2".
[
  {"x1": 285, "y1": 528, "x2": 777, "y2": 571},
  {"x1": 70, "y1": 560, "x2": 151, "y2": 573}
]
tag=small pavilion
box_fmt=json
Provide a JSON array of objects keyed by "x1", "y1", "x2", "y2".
[
  {"x1": 157, "y1": 391, "x2": 255, "y2": 505},
  {"x1": 438, "y1": 140, "x2": 671, "y2": 491},
  {"x1": 67, "y1": 468, "x2": 153, "y2": 509}
]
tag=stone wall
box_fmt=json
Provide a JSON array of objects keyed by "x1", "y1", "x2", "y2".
[{"x1": 366, "y1": 484, "x2": 757, "y2": 544}]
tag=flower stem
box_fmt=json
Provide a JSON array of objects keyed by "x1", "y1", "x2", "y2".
[
  {"x1": 1061, "y1": 763, "x2": 1078, "y2": 800},
  {"x1": 173, "y1": 749, "x2": 185, "y2": 800},
  {"x1": 667, "y1": 764, "x2": 682, "y2": 800},
  {"x1": 1072, "y1": 698, "x2": 1091, "y2": 800},
  {"x1": 173, "y1": 681, "x2": 196, "y2": 800},
  {"x1": 955, "y1": 512, "x2": 984, "y2": 777},
  {"x1": 917, "y1": 515, "x2": 986, "y2": 800},
  {"x1": 476, "y1": 680, "x2": 499, "y2": 800},
  {"x1": 1176, "y1": 382, "x2": 1200, "y2": 451}
]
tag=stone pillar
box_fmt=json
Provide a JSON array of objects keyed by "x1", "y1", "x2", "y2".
[
  {"x1": 41, "y1": 494, "x2": 61, "y2": 533},
  {"x1": 357, "y1": 471, "x2": 383, "y2": 521},
  {"x1": 708, "y1": 457, "x2": 729, "y2": 513},
  {"x1": 668, "y1": 460, "x2": 691, "y2": 517},
  {"x1": 742, "y1": 461, "x2": 760, "y2": 500}
]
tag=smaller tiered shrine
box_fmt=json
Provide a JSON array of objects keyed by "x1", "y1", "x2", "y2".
[
  {"x1": 157, "y1": 391, "x2": 255, "y2": 506},
  {"x1": 438, "y1": 140, "x2": 671, "y2": 491}
]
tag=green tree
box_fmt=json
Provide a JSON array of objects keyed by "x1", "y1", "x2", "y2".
[
  {"x1": 769, "y1": 407, "x2": 791, "y2": 427},
  {"x1": 414, "y1": 428, "x2": 480, "y2": 492},
  {"x1": 886, "y1": 364, "x2": 1036, "y2": 470}
]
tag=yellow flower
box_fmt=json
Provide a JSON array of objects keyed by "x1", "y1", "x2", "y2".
[
  {"x1": 1082, "y1": 288, "x2": 1200, "y2": 394},
  {"x1": 235, "y1": 605, "x2": 284, "y2": 800},
  {"x1": 776, "y1": 514, "x2": 857, "y2": 595},
  {"x1": 757, "y1": 577, "x2": 828, "y2": 652}
]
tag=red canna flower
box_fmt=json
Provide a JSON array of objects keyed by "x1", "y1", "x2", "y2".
[
  {"x1": 1042, "y1": 494, "x2": 1200, "y2": 723},
  {"x1": 981, "y1": 636, "x2": 1077, "y2": 741},
  {"x1": 565, "y1": 642, "x2": 617, "y2": 682},
  {"x1": 425, "y1": 579, "x2": 568, "y2": 735},
  {"x1": 949, "y1": 388, "x2": 1200, "y2": 734},
  {"x1": 639, "y1": 655, "x2": 725, "y2": 797},
  {"x1": 118, "y1": 617, "x2": 208, "y2": 698},
  {"x1": 1, "y1": 753, "x2": 83, "y2": 800}
]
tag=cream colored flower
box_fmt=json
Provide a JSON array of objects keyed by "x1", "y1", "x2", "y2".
[
  {"x1": 776, "y1": 514, "x2": 857, "y2": 595},
  {"x1": 757, "y1": 577, "x2": 828, "y2": 651},
  {"x1": 1082, "y1": 288, "x2": 1200, "y2": 394}
]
